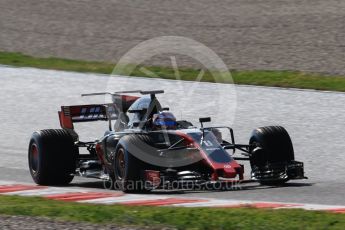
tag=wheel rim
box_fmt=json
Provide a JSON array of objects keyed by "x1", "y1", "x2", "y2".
[
  {"x1": 115, "y1": 148, "x2": 126, "y2": 180},
  {"x1": 29, "y1": 143, "x2": 39, "y2": 174}
]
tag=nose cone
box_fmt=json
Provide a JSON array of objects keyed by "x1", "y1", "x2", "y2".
[{"x1": 222, "y1": 161, "x2": 244, "y2": 178}]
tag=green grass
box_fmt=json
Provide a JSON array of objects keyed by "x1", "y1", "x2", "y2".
[
  {"x1": 1, "y1": 51, "x2": 345, "y2": 92},
  {"x1": 0, "y1": 51, "x2": 114, "y2": 74},
  {"x1": 0, "y1": 195, "x2": 344, "y2": 230}
]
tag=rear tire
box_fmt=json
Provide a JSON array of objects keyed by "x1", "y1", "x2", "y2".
[
  {"x1": 249, "y1": 126, "x2": 294, "y2": 185},
  {"x1": 28, "y1": 129, "x2": 78, "y2": 185}
]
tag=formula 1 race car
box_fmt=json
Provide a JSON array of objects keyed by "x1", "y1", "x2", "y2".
[{"x1": 28, "y1": 90, "x2": 306, "y2": 192}]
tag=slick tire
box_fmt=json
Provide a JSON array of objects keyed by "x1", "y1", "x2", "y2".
[
  {"x1": 113, "y1": 135, "x2": 153, "y2": 193},
  {"x1": 249, "y1": 126, "x2": 294, "y2": 185},
  {"x1": 28, "y1": 129, "x2": 78, "y2": 185}
]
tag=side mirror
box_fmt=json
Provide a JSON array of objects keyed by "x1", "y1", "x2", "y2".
[
  {"x1": 199, "y1": 117, "x2": 211, "y2": 139},
  {"x1": 199, "y1": 117, "x2": 211, "y2": 123}
]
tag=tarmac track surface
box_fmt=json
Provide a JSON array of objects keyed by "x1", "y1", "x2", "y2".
[
  {"x1": 0, "y1": 66, "x2": 345, "y2": 205},
  {"x1": 1, "y1": 0, "x2": 345, "y2": 75}
]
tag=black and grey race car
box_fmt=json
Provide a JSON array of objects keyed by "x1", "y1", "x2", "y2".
[{"x1": 28, "y1": 90, "x2": 306, "y2": 192}]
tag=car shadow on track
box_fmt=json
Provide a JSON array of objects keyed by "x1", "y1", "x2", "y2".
[
  {"x1": 68, "y1": 180, "x2": 314, "y2": 195},
  {"x1": 160, "y1": 182, "x2": 315, "y2": 195}
]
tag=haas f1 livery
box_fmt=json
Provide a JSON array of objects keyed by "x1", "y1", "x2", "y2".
[{"x1": 28, "y1": 90, "x2": 306, "y2": 192}]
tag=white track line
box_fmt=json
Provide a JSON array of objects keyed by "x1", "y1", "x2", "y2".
[
  {"x1": 170, "y1": 199, "x2": 248, "y2": 207},
  {"x1": 79, "y1": 194, "x2": 169, "y2": 204},
  {"x1": 0, "y1": 180, "x2": 18, "y2": 185},
  {"x1": 4, "y1": 187, "x2": 80, "y2": 196},
  {"x1": 282, "y1": 203, "x2": 345, "y2": 211}
]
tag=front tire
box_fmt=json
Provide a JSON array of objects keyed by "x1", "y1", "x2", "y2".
[
  {"x1": 249, "y1": 126, "x2": 294, "y2": 185},
  {"x1": 113, "y1": 135, "x2": 153, "y2": 193},
  {"x1": 28, "y1": 129, "x2": 78, "y2": 185}
]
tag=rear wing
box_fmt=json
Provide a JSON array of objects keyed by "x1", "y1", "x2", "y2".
[
  {"x1": 58, "y1": 90, "x2": 164, "y2": 130},
  {"x1": 58, "y1": 94, "x2": 139, "y2": 130},
  {"x1": 59, "y1": 104, "x2": 112, "y2": 129}
]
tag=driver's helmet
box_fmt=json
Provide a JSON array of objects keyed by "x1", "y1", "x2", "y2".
[{"x1": 152, "y1": 111, "x2": 177, "y2": 130}]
